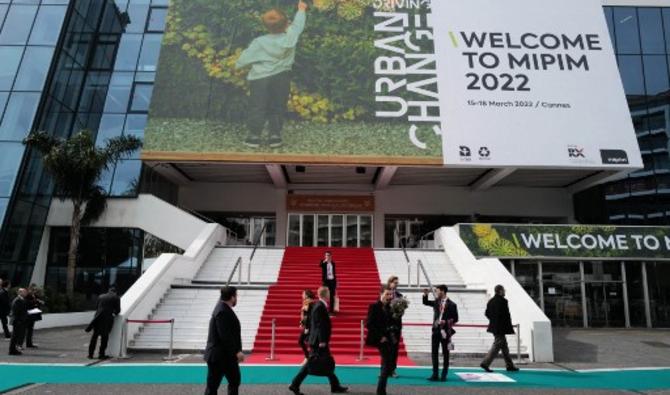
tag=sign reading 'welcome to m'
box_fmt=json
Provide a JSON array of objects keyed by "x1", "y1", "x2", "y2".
[{"x1": 459, "y1": 224, "x2": 670, "y2": 260}]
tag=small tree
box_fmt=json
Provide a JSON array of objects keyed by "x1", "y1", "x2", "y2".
[{"x1": 24, "y1": 130, "x2": 143, "y2": 299}]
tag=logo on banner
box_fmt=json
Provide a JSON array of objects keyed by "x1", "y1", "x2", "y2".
[
  {"x1": 478, "y1": 146, "x2": 491, "y2": 159},
  {"x1": 568, "y1": 146, "x2": 585, "y2": 158},
  {"x1": 459, "y1": 146, "x2": 472, "y2": 161},
  {"x1": 600, "y1": 149, "x2": 629, "y2": 165}
]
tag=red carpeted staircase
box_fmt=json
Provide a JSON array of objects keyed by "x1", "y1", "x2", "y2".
[{"x1": 248, "y1": 247, "x2": 412, "y2": 365}]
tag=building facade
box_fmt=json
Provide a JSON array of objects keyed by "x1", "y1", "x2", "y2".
[{"x1": 0, "y1": 0, "x2": 667, "y2": 328}]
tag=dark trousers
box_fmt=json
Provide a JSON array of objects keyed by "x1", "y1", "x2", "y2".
[
  {"x1": 298, "y1": 331, "x2": 309, "y2": 358},
  {"x1": 0, "y1": 314, "x2": 9, "y2": 338},
  {"x1": 324, "y1": 280, "x2": 336, "y2": 313},
  {"x1": 88, "y1": 328, "x2": 110, "y2": 357},
  {"x1": 205, "y1": 359, "x2": 241, "y2": 395},
  {"x1": 377, "y1": 342, "x2": 398, "y2": 395},
  {"x1": 9, "y1": 321, "x2": 26, "y2": 354},
  {"x1": 291, "y1": 347, "x2": 341, "y2": 390},
  {"x1": 247, "y1": 71, "x2": 291, "y2": 140},
  {"x1": 481, "y1": 334, "x2": 514, "y2": 368},
  {"x1": 24, "y1": 320, "x2": 34, "y2": 346},
  {"x1": 431, "y1": 331, "x2": 450, "y2": 378}
]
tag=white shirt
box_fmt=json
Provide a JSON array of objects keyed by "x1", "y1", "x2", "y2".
[{"x1": 326, "y1": 262, "x2": 334, "y2": 280}]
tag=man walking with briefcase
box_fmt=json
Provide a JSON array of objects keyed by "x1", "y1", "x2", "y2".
[{"x1": 289, "y1": 286, "x2": 348, "y2": 395}]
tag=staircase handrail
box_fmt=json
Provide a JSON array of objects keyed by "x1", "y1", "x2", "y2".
[
  {"x1": 393, "y1": 228, "x2": 412, "y2": 287},
  {"x1": 417, "y1": 259, "x2": 436, "y2": 297},
  {"x1": 247, "y1": 222, "x2": 268, "y2": 284},
  {"x1": 418, "y1": 228, "x2": 440, "y2": 248},
  {"x1": 227, "y1": 256, "x2": 243, "y2": 286}
]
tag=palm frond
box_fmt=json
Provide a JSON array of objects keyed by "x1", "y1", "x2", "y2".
[{"x1": 82, "y1": 185, "x2": 107, "y2": 225}]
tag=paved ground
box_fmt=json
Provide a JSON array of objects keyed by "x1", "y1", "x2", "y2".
[
  {"x1": 9, "y1": 384, "x2": 670, "y2": 395},
  {"x1": 0, "y1": 326, "x2": 668, "y2": 394}
]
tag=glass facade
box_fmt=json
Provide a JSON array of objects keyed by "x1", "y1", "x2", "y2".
[
  {"x1": 0, "y1": 0, "x2": 124, "y2": 285},
  {"x1": 577, "y1": 7, "x2": 670, "y2": 225},
  {"x1": 97, "y1": 0, "x2": 167, "y2": 197},
  {"x1": 46, "y1": 226, "x2": 143, "y2": 310}
]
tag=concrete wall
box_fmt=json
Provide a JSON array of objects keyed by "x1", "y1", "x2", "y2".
[{"x1": 179, "y1": 182, "x2": 574, "y2": 248}]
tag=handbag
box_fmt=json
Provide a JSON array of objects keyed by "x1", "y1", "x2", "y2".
[{"x1": 307, "y1": 350, "x2": 336, "y2": 376}]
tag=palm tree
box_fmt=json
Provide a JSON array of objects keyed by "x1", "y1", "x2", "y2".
[{"x1": 24, "y1": 130, "x2": 143, "y2": 299}]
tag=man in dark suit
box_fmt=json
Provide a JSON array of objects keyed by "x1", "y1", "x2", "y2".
[
  {"x1": 422, "y1": 284, "x2": 459, "y2": 381},
  {"x1": 9, "y1": 288, "x2": 28, "y2": 356},
  {"x1": 0, "y1": 280, "x2": 11, "y2": 339},
  {"x1": 480, "y1": 285, "x2": 519, "y2": 372},
  {"x1": 23, "y1": 284, "x2": 44, "y2": 348},
  {"x1": 320, "y1": 251, "x2": 337, "y2": 314},
  {"x1": 86, "y1": 286, "x2": 121, "y2": 359},
  {"x1": 289, "y1": 286, "x2": 348, "y2": 395},
  {"x1": 366, "y1": 286, "x2": 399, "y2": 395},
  {"x1": 204, "y1": 286, "x2": 244, "y2": 395}
]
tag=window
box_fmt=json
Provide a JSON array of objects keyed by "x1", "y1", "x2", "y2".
[
  {"x1": 638, "y1": 8, "x2": 665, "y2": 54},
  {"x1": 613, "y1": 8, "x2": 640, "y2": 55},
  {"x1": 125, "y1": 3, "x2": 149, "y2": 34},
  {"x1": 28, "y1": 4, "x2": 67, "y2": 45},
  {"x1": 0, "y1": 142, "x2": 24, "y2": 196},
  {"x1": 617, "y1": 55, "x2": 645, "y2": 96},
  {"x1": 129, "y1": 83, "x2": 153, "y2": 112},
  {"x1": 110, "y1": 159, "x2": 142, "y2": 196},
  {"x1": 642, "y1": 55, "x2": 669, "y2": 96},
  {"x1": 114, "y1": 34, "x2": 142, "y2": 71},
  {"x1": 13, "y1": 46, "x2": 55, "y2": 91},
  {"x1": 104, "y1": 72, "x2": 133, "y2": 113},
  {"x1": 146, "y1": 7, "x2": 167, "y2": 32},
  {"x1": 0, "y1": 5, "x2": 38, "y2": 45},
  {"x1": 96, "y1": 114, "x2": 125, "y2": 147},
  {"x1": 0, "y1": 46, "x2": 24, "y2": 91},
  {"x1": 137, "y1": 33, "x2": 163, "y2": 72},
  {"x1": 0, "y1": 92, "x2": 40, "y2": 141}
]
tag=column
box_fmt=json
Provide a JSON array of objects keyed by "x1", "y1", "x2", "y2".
[
  {"x1": 642, "y1": 262, "x2": 652, "y2": 328},
  {"x1": 621, "y1": 261, "x2": 630, "y2": 328},
  {"x1": 580, "y1": 261, "x2": 588, "y2": 328}
]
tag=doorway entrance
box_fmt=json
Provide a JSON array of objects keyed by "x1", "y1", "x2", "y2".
[{"x1": 287, "y1": 213, "x2": 372, "y2": 247}]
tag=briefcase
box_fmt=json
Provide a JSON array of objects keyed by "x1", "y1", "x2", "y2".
[{"x1": 307, "y1": 351, "x2": 336, "y2": 376}]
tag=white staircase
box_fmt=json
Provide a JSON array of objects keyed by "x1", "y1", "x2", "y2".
[
  {"x1": 128, "y1": 247, "x2": 284, "y2": 352},
  {"x1": 375, "y1": 249, "x2": 527, "y2": 356},
  {"x1": 375, "y1": 249, "x2": 463, "y2": 287}
]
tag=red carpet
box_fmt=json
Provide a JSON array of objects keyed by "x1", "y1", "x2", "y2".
[{"x1": 248, "y1": 247, "x2": 414, "y2": 366}]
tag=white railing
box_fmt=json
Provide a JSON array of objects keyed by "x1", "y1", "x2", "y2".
[{"x1": 108, "y1": 223, "x2": 226, "y2": 357}]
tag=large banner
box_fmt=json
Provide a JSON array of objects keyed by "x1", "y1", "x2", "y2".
[
  {"x1": 144, "y1": 0, "x2": 442, "y2": 165},
  {"x1": 459, "y1": 224, "x2": 670, "y2": 260},
  {"x1": 432, "y1": 0, "x2": 642, "y2": 168},
  {"x1": 144, "y1": 0, "x2": 642, "y2": 168}
]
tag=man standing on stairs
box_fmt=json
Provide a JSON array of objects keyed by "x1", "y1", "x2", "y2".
[
  {"x1": 289, "y1": 286, "x2": 348, "y2": 395},
  {"x1": 366, "y1": 286, "x2": 399, "y2": 395},
  {"x1": 422, "y1": 285, "x2": 459, "y2": 381},
  {"x1": 480, "y1": 285, "x2": 519, "y2": 373},
  {"x1": 204, "y1": 286, "x2": 244, "y2": 395},
  {"x1": 320, "y1": 251, "x2": 337, "y2": 315}
]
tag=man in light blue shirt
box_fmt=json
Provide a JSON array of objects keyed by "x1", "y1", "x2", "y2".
[{"x1": 235, "y1": 1, "x2": 308, "y2": 148}]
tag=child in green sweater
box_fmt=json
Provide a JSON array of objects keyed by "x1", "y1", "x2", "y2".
[{"x1": 236, "y1": 1, "x2": 308, "y2": 148}]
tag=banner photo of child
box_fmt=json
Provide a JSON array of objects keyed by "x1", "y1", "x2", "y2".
[{"x1": 145, "y1": 0, "x2": 442, "y2": 165}]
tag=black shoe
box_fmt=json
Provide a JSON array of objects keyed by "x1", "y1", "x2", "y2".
[
  {"x1": 480, "y1": 363, "x2": 494, "y2": 373},
  {"x1": 243, "y1": 138, "x2": 261, "y2": 148},
  {"x1": 440, "y1": 376, "x2": 448, "y2": 382},
  {"x1": 27, "y1": 344, "x2": 37, "y2": 348},
  {"x1": 331, "y1": 387, "x2": 348, "y2": 393},
  {"x1": 288, "y1": 385, "x2": 304, "y2": 395},
  {"x1": 506, "y1": 366, "x2": 519, "y2": 372},
  {"x1": 427, "y1": 375, "x2": 440, "y2": 381},
  {"x1": 88, "y1": 355, "x2": 95, "y2": 359},
  {"x1": 9, "y1": 350, "x2": 22, "y2": 356},
  {"x1": 98, "y1": 355, "x2": 110, "y2": 360},
  {"x1": 268, "y1": 136, "x2": 283, "y2": 148},
  {"x1": 391, "y1": 371, "x2": 399, "y2": 378}
]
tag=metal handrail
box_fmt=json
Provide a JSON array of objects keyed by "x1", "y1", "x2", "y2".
[
  {"x1": 226, "y1": 256, "x2": 243, "y2": 286},
  {"x1": 417, "y1": 259, "x2": 436, "y2": 297},
  {"x1": 393, "y1": 228, "x2": 412, "y2": 287},
  {"x1": 247, "y1": 222, "x2": 268, "y2": 284},
  {"x1": 418, "y1": 228, "x2": 438, "y2": 246}
]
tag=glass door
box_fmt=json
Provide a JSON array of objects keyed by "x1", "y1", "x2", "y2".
[
  {"x1": 585, "y1": 282, "x2": 625, "y2": 327},
  {"x1": 287, "y1": 214, "x2": 373, "y2": 247}
]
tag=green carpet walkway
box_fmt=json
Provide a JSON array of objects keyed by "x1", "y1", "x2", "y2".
[{"x1": 0, "y1": 364, "x2": 669, "y2": 393}]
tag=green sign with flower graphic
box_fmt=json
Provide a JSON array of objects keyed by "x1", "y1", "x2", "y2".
[
  {"x1": 144, "y1": 0, "x2": 443, "y2": 165},
  {"x1": 459, "y1": 224, "x2": 670, "y2": 260}
]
